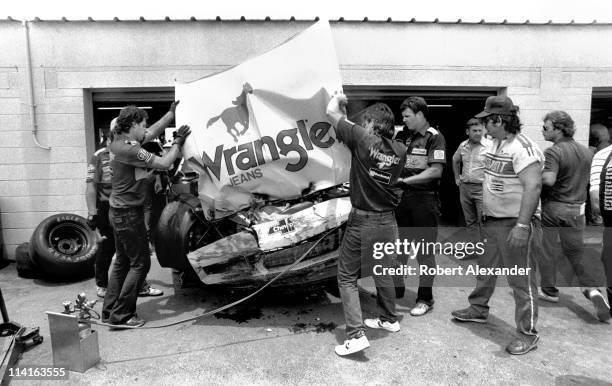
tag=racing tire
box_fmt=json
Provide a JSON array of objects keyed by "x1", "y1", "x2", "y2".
[
  {"x1": 29, "y1": 213, "x2": 97, "y2": 280},
  {"x1": 155, "y1": 200, "x2": 200, "y2": 271}
]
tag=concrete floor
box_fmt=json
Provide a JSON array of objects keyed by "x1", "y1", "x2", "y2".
[{"x1": 1, "y1": 232, "x2": 612, "y2": 385}]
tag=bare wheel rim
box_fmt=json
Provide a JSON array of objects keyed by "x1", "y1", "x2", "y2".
[{"x1": 47, "y1": 223, "x2": 89, "y2": 258}]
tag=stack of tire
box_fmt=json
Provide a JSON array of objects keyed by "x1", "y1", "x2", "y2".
[{"x1": 17, "y1": 213, "x2": 99, "y2": 280}]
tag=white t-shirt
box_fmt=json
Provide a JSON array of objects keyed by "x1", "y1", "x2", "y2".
[{"x1": 483, "y1": 133, "x2": 544, "y2": 218}]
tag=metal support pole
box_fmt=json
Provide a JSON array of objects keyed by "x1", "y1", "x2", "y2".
[{"x1": 0, "y1": 288, "x2": 8, "y2": 324}]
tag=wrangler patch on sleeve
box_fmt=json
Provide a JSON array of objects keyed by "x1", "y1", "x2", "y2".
[
  {"x1": 434, "y1": 150, "x2": 445, "y2": 160},
  {"x1": 137, "y1": 148, "x2": 153, "y2": 163}
]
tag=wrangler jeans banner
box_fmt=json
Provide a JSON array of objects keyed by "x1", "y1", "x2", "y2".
[{"x1": 176, "y1": 21, "x2": 350, "y2": 219}]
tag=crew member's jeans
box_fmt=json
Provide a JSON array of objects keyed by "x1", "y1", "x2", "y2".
[
  {"x1": 467, "y1": 217, "x2": 540, "y2": 337},
  {"x1": 337, "y1": 209, "x2": 398, "y2": 339},
  {"x1": 459, "y1": 182, "x2": 483, "y2": 243},
  {"x1": 538, "y1": 201, "x2": 600, "y2": 293},
  {"x1": 94, "y1": 200, "x2": 116, "y2": 288},
  {"x1": 395, "y1": 191, "x2": 439, "y2": 305},
  {"x1": 102, "y1": 206, "x2": 150, "y2": 324}
]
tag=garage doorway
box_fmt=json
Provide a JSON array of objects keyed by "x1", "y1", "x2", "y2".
[
  {"x1": 591, "y1": 89, "x2": 612, "y2": 148},
  {"x1": 344, "y1": 86, "x2": 497, "y2": 226},
  {"x1": 91, "y1": 89, "x2": 175, "y2": 151}
]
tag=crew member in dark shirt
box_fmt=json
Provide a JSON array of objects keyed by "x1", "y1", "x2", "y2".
[
  {"x1": 394, "y1": 97, "x2": 446, "y2": 317},
  {"x1": 327, "y1": 93, "x2": 406, "y2": 356},
  {"x1": 538, "y1": 110, "x2": 610, "y2": 322},
  {"x1": 102, "y1": 104, "x2": 191, "y2": 328}
]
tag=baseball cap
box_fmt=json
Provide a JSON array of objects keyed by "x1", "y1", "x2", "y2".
[{"x1": 475, "y1": 95, "x2": 517, "y2": 118}]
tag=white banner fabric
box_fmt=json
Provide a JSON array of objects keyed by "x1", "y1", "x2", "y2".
[{"x1": 176, "y1": 21, "x2": 350, "y2": 219}]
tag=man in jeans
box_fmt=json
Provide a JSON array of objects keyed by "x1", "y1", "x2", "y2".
[
  {"x1": 537, "y1": 110, "x2": 610, "y2": 322},
  {"x1": 102, "y1": 104, "x2": 191, "y2": 328},
  {"x1": 87, "y1": 118, "x2": 166, "y2": 299},
  {"x1": 451, "y1": 95, "x2": 544, "y2": 355},
  {"x1": 452, "y1": 118, "x2": 491, "y2": 254},
  {"x1": 326, "y1": 93, "x2": 406, "y2": 356}
]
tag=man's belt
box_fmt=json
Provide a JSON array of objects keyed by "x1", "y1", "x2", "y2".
[{"x1": 352, "y1": 208, "x2": 394, "y2": 216}]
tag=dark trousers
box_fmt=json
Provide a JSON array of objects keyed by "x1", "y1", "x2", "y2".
[
  {"x1": 467, "y1": 217, "x2": 539, "y2": 337},
  {"x1": 538, "y1": 201, "x2": 600, "y2": 291},
  {"x1": 395, "y1": 191, "x2": 439, "y2": 305},
  {"x1": 94, "y1": 201, "x2": 116, "y2": 288},
  {"x1": 603, "y1": 212, "x2": 612, "y2": 307},
  {"x1": 337, "y1": 209, "x2": 398, "y2": 339},
  {"x1": 102, "y1": 206, "x2": 150, "y2": 324}
]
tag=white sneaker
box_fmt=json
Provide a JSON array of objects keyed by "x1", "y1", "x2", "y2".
[
  {"x1": 364, "y1": 318, "x2": 400, "y2": 332},
  {"x1": 96, "y1": 286, "x2": 107, "y2": 298},
  {"x1": 334, "y1": 335, "x2": 370, "y2": 356},
  {"x1": 410, "y1": 302, "x2": 432, "y2": 316},
  {"x1": 589, "y1": 289, "x2": 611, "y2": 322}
]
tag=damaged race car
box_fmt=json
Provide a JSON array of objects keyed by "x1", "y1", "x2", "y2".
[
  {"x1": 154, "y1": 175, "x2": 350, "y2": 291},
  {"x1": 160, "y1": 28, "x2": 352, "y2": 291}
]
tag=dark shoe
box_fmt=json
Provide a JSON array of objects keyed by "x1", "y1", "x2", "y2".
[
  {"x1": 506, "y1": 335, "x2": 539, "y2": 355},
  {"x1": 451, "y1": 307, "x2": 487, "y2": 323},
  {"x1": 110, "y1": 315, "x2": 145, "y2": 330},
  {"x1": 539, "y1": 287, "x2": 559, "y2": 303}
]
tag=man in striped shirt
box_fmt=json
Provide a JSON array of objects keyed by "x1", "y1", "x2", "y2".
[
  {"x1": 589, "y1": 142, "x2": 612, "y2": 320},
  {"x1": 451, "y1": 95, "x2": 543, "y2": 355}
]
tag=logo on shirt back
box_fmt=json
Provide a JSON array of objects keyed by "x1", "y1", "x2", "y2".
[{"x1": 369, "y1": 147, "x2": 400, "y2": 169}]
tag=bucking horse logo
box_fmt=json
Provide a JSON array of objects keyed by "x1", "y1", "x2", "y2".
[{"x1": 206, "y1": 83, "x2": 254, "y2": 142}]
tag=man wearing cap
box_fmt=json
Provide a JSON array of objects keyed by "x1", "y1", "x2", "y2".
[
  {"x1": 452, "y1": 118, "x2": 491, "y2": 254},
  {"x1": 394, "y1": 96, "x2": 446, "y2": 317},
  {"x1": 451, "y1": 95, "x2": 544, "y2": 355}
]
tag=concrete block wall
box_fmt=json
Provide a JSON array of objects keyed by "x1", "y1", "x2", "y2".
[
  {"x1": 2, "y1": 19, "x2": 612, "y2": 259},
  {"x1": 0, "y1": 27, "x2": 89, "y2": 260}
]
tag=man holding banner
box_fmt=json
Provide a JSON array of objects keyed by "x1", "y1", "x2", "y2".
[
  {"x1": 102, "y1": 105, "x2": 191, "y2": 329},
  {"x1": 326, "y1": 93, "x2": 406, "y2": 356}
]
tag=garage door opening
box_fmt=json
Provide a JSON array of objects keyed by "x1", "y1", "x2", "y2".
[
  {"x1": 591, "y1": 89, "x2": 612, "y2": 149},
  {"x1": 344, "y1": 86, "x2": 497, "y2": 226},
  {"x1": 91, "y1": 89, "x2": 175, "y2": 151}
]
